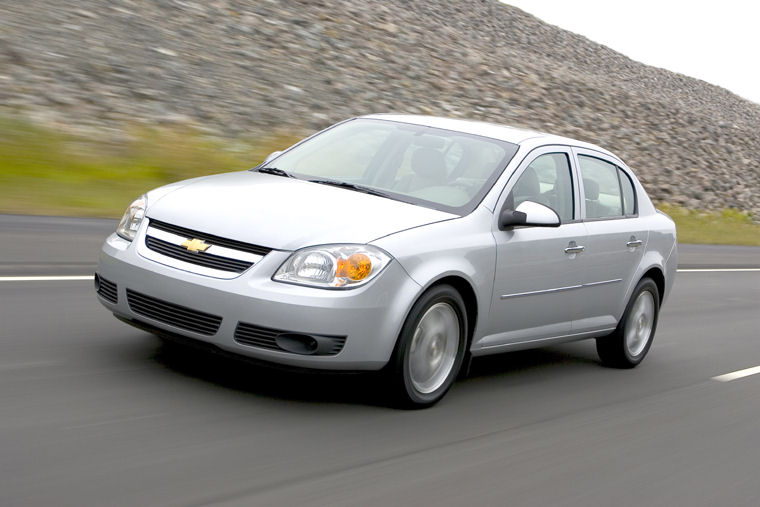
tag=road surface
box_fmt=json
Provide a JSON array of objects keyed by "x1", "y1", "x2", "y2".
[{"x1": 1, "y1": 214, "x2": 759, "y2": 506}]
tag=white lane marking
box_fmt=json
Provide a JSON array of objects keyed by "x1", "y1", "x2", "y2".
[
  {"x1": 64, "y1": 413, "x2": 166, "y2": 430},
  {"x1": 678, "y1": 268, "x2": 760, "y2": 272},
  {"x1": 0, "y1": 360, "x2": 61, "y2": 371},
  {"x1": 0, "y1": 275, "x2": 94, "y2": 281},
  {"x1": 712, "y1": 366, "x2": 760, "y2": 382}
]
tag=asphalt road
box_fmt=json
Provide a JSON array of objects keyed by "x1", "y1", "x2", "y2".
[{"x1": 2, "y1": 215, "x2": 760, "y2": 506}]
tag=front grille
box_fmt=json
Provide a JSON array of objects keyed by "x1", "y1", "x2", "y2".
[
  {"x1": 149, "y1": 219, "x2": 271, "y2": 256},
  {"x1": 234, "y1": 321, "x2": 347, "y2": 356},
  {"x1": 97, "y1": 276, "x2": 118, "y2": 304},
  {"x1": 145, "y1": 236, "x2": 253, "y2": 273},
  {"x1": 126, "y1": 289, "x2": 222, "y2": 336}
]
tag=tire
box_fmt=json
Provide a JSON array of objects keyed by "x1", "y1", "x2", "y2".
[
  {"x1": 596, "y1": 277, "x2": 660, "y2": 368},
  {"x1": 389, "y1": 285, "x2": 468, "y2": 408}
]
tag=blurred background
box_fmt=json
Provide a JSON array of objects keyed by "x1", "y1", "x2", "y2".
[
  {"x1": 2, "y1": 3, "x2": 760, "y2": 506},
  {"x1": 1, "y1": 0, "x2": 759, "y2": 243}
]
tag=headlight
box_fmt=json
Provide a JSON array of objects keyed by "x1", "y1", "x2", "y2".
[
  {"x1": 273, "y1": 245, "x2": 392, "y2": 289},
  {"x1": 116, "y1": 194, "x2": 147, "y2": 241}
]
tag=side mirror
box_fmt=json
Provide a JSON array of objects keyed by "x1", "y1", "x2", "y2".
[
  {"x1": 263, "y1": 150, "x2": 283, "y2": 165},
  {"x1": 499, "y1": 201, "x2": 561, "y2": 230}
]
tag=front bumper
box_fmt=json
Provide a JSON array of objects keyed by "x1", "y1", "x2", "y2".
[{"x1": 95, "y1": 231, "x2": 421, "y2": 370}]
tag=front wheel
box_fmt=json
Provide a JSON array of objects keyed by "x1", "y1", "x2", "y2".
[
  {"x1": 389, "y1": 285, "x2": 468, "y2": 408},
  {"x1": 597, "y1": 277, "x2": 660, "y2": 368}
]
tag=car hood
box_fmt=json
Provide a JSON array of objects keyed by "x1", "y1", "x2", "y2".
[{"x1": 146, "y1": 171, "x2": 456, "y2": 250}]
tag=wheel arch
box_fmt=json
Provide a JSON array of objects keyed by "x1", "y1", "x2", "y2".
[
  {"x1": 427, "y1": 275, "x2": 478, "y2": 348},
  {"x1": 392, "y1": 273, "x2": 480, "y2": 358},
  {"x1": 641, "y1": 266, "x2": 665, "y2": 307}
]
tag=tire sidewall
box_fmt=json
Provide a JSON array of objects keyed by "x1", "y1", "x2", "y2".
[
  {"x1": 393, "y1": 285, "x2": 468, "y2": 406},
  {"x1": 620, "y1": 278, "x2": 660, "y2": 365}
]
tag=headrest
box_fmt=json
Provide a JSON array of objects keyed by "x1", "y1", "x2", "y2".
[
  {"x1": 412, "y1": 135, "x2": 446, "y2": 149},
  {"x1": 583, "y1": 178, "x2": 599, "y2": 200},
  {"x1": 411, "y1": 148, "x2": 446, "y2": 181},
  {"x1": 514, "y1": 167, "x2": 540, "y2": 197}
]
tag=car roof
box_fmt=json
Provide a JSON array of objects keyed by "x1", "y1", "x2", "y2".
[{"x1": 361, "y1": 113, "x2": 619, "y2": 160}]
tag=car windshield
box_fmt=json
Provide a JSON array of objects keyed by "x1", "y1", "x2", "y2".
[{"x1": 260, "y1": 118, "x2": 519, "y2": 215}]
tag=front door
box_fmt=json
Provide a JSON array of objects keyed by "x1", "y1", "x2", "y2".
[{"x1": 479, "y1": 147, "x2": 585, "y2": 351}]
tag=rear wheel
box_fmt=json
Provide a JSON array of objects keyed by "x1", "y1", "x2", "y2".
[
  {"x1": 389, "y1": 285, "x2": 467, "y2": 408},
  {"x1": 597, "y1": 277, "x2": 659, "y2": 368}
]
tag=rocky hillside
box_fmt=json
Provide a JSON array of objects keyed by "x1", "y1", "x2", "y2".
[{"x1": 2, "y1": 0, "x2": 759, "y2": 216}]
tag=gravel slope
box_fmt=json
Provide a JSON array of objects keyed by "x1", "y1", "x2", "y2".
[{"x1": 1, "y1": 0, "x2": 758, "y2": 216}]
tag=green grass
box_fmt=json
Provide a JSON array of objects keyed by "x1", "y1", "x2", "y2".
[
  {"x1": 657, "y1": 204, "x2": 760, "y2": 246},
  {"x1": 1, "y1": 117, "x2": 759, "y2": 246},
  {"x1": 0, "y1": 117, "x2": 302, "y2": 217}
]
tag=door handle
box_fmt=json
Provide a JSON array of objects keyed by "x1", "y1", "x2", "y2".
[
  {"x1": 626, "y1": 239, "x2": 643, "y2": 248},
  {"x1": 564, "y1": 241, "x2": 585, "y2": 254}
]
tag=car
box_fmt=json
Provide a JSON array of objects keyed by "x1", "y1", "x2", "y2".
[{"x1": 95, "y1": 114, "x2": 677, "y2": 407}]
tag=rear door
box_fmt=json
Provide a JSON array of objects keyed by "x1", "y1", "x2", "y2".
[{"x1": 573, "y1": 148, "x2": 647, "y2": 333}]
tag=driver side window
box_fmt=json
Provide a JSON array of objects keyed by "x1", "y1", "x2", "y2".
[{"x1": 511, "y1": 153, "x2": 574, "y2": 221}]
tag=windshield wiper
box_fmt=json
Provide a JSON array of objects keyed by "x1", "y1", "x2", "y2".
[
  {"x1": 308, "y1": 179, "x2": 391, "y2": 199},
  {"x1": 257, "y1": 167, "x2": 293, "y2": 178}
]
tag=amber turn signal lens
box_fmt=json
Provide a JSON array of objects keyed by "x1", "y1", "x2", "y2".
[{"x1": 336, "y1": 253, "x2": 372, "y2": 281}]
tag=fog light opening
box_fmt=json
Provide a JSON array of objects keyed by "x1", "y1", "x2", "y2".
[{"x1": 275, "y1": 333, "x2": 320, "y2": 355}]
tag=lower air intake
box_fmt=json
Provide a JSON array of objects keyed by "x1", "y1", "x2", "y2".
[
  {"x1": 126, "y1": 289, "x2": 222, "y2": 336},
  {"x1": 96, "y1": 275, "x2": 118, "y2": 304}
]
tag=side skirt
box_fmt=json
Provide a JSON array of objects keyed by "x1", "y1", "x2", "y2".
[{"x1": 470, "y1": 327, "x2": 616, "y2": 357}]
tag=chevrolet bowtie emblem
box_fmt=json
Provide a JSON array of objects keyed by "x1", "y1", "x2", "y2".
[{"x1": 181, "y1": 238, "x2": 211, "y2": 253}]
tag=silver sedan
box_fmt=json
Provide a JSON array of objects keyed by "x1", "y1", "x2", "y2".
[{"x1": 95, "y1": 115, "x2": 677, "y2": 407}]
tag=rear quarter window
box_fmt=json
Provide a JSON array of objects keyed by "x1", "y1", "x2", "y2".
[{"x1": 619, "y1": 168, "x2": 637, "y2": 215}]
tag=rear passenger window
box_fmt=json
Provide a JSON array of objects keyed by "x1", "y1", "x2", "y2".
[
  {"x1": 619, "y1": 168, "x2": 636, "y2": 215},
  {"x1": 578, "y1": 156, "x2": 623, "y2": 219}
]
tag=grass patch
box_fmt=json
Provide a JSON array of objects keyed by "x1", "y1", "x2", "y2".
[
  {"x1": 1, "y1": 117, "x2": 759, "y2": 246},
  {"x1": 0, "y1": 117, "x2": 302, "y2": 217},
  {"x1": 657, "y1": 204, "x2": 760, "y2": 246}
]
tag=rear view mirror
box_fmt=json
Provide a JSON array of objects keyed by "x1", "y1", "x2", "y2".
[
  {"x1": 263, "y1": 151, "x2": 283, "y2": 165},
  {"x1": 499, "y1": 201, "x2": 560, "y2": 230}
]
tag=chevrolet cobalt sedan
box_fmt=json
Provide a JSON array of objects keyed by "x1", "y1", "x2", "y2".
[{"x1": 95, "y1": 115, "x2": 677, "y2": 407}]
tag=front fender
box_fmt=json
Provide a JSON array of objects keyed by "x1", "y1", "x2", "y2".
[{"x1": 372, "y1": 208, "x2": 496, "y2": 340}]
